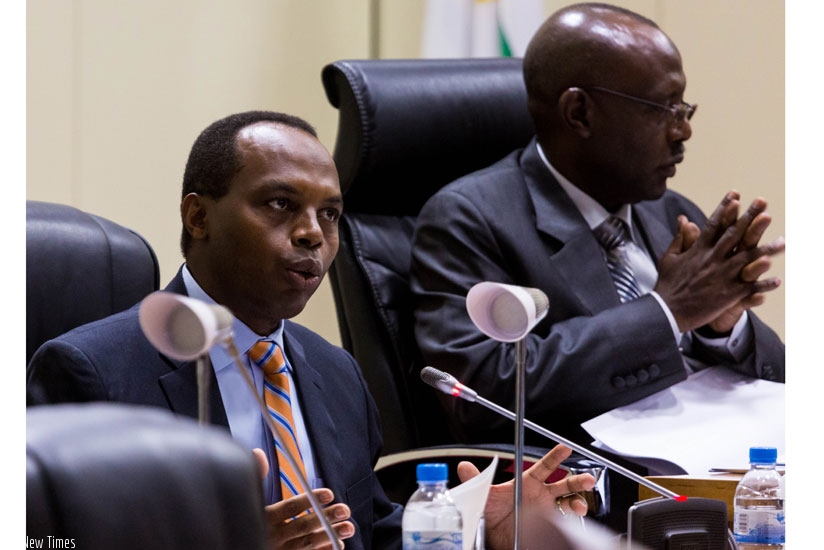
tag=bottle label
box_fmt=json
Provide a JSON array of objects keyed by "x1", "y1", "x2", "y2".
[
  {"x1": 402, "y1": 530, "x2": 462, "y2": 549},
  {"x1": 734, "y1": 509, "x2": 786, "y2": 544}
]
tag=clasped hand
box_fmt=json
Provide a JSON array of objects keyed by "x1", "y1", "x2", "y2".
[{"x1": 656, "y1": 190, "x2": 785, "y2": 334}]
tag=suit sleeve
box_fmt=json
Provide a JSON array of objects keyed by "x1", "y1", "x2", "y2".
[{"x1": 27, "y1": 339, "x2": 110, "y2": 406}]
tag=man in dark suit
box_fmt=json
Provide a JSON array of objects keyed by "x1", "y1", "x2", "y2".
[
  {"x1": 410, "y1": 1, "x2": 785, "y2": 529},
  {"x1": 28, "y1": 111, "x2": 597, "y2": 549}
]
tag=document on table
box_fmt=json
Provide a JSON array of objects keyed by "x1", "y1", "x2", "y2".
[
  {"x1": 581, "y1": 367, "x2": 785, "y2": 475},
  {"x1": 450, "y1": 455, "x2": 498, "y2": 550}
]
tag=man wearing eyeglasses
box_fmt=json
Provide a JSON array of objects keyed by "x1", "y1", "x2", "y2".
[{"x1": 410, "y1": 1, "x2": 785, "y2": 532}]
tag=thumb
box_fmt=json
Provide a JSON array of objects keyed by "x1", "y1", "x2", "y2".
[
  {"x1": 663, "y1": 226, "x2": 686, "y2": 257},
  {"x1": 252, "y1": 448, "x2": 269, "y2": 480},
  {"x1": 677, "y1": 215, "x2": 700, "y2": 250},
  {"x1": 456, "y1": 461, "x2": 481, "y2": 484}
]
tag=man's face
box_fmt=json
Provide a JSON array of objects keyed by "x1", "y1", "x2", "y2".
[
  {"x1": 196, "y1": 122, "x2": 341, "y2": 335},
  {"x1": 586, "y1": 26, "x2": 694, "y2": 209}
]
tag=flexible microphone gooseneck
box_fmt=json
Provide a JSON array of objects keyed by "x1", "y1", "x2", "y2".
[
  {"x1": 139, "y1": 292, "x2": 342, "y2": 549},
  {"x1": 420, "y1": 366, "x2": 686, "y2": 502}
]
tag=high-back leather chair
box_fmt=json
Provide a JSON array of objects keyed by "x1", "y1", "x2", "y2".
[
  {"x1": 27, "y1": 403, "x2": 265, "y2": 549},
  {"x1": 321, "y1": 58, "x2": 551, "y2": 501},
  {"x1": 26, "y1": 201, "x2": 161, "y2": 364}
]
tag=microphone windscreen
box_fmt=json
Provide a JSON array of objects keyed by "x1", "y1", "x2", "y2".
[
  {"x1": 524, "y1": 287, "x2": 549, "y2": 319},
  {"x1": 466, "y1": 282, "x2": 549, "y2": 342},
  {"x1": 210, "y1": 304, "x2": 234, "y2": 332},
  {"x1": 139, "y1": 292, "x2": 235, "y2": 361},
  {"x1": 420, "y1": 366, "x2": 451, "y2": 388}
]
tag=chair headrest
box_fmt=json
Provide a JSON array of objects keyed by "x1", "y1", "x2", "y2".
[
  {"x1": 26, "y1": 200, "x2": 160, "y2": 364},
  {"x1": 26, "y1": 403, "x2": 265, "y2": 550},
  {"x1": 322, "y1": 58, "x2": 535, "y2": 215}
]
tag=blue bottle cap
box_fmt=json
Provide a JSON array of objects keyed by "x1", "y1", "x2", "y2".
[
  {"x1": 749, "y1": 447, "x2": 778, "y2": 464},
  {"x1": 416, "y1": 463, "x2": 449, "y2": 482}
]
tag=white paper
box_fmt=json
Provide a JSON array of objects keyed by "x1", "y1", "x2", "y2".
[
  {"x1": 449, "y1": 455, "x2": 498, "y2": 550},
  {"x1": 581, "y1": 367, "x2": 785, "y2": 475}
]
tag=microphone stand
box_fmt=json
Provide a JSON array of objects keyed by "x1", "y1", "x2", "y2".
[
  {"x1": 220, "y1": 338, "x2": 341, "y2": 549},
  {"x1": 196, "y1": 355, "x2": 210, "y2": 425},
  {"x1": 513, "y1": 339, "x2": 526, "y2": 550},
  {"x1": 420, "y1": 367, "x2": 684, "y2": 502}
]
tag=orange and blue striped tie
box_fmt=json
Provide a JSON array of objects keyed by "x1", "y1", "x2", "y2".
[{"x1": 249, "y1": 340, "x2": 307, "y2": 500}]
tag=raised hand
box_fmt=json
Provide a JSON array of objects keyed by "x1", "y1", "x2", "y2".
[
  {"x1": 457, "y1": 444, "x2": 596, "y2": 549},
  {"x1": 252, "y1": 448, "x2": 353, "y2": 550}
]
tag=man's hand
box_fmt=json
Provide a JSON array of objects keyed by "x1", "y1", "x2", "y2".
[
  {"x1": 457, "y1": 444, "x2": 596, "y2": 549},
  {"x1": 252, "y1": 449, "x2": 354, "y2": 549},
  {"x1": 656, "y1": 191, "x2": 784, "y2": 333}
]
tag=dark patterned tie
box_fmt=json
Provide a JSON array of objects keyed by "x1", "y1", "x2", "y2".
[{"x1": 593, "y1": 216, "x2": 643, "y2": 302}]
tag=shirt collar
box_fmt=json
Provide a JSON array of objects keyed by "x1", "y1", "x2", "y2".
[
  {"x1": 535, "y1": 143, "x2": 635, "y2": 239},
  {"x1": 182, "y1": 264, "x2": 286, "y2": 373}
]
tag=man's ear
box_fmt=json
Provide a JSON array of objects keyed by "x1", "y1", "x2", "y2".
[
  {"x1": 181, "y1": 192, "x2": 208, "y2": 241},
  {"x1": 558, "y1": 87, "x2": 592, "y2": 138}
]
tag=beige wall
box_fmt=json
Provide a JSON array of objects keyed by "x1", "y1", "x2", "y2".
[{"x1": 27, "y1": 0, "x2": 785, "y2": 343}]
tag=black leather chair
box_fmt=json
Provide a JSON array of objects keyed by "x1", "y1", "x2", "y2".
[
  {"x1": 320, "y1": 58, "x2": 566, "y2": 502},
  {"x1": 26, "y1": 200, "x2": 161, "y2": 364},
  {"x1": 27, "y1": 403, "x2": 265, "y2": 549}
]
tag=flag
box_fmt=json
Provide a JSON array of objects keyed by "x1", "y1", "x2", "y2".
[{"x1": 420, "y1": 0, "x2": 546, "y2": 58}]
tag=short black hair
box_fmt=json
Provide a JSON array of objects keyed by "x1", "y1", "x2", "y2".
[{"x1": 179, "y1": 110, "x2": 318, "y2": 256}]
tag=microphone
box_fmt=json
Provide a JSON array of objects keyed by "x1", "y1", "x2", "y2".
[
  {"x1": 465, "y1": 282, "x2": 549, "y2": 549},
  {"x1": 138, "y1": 291, "x2": 342, "y2": 548},
  {"x1": 420, "y1": 365, "x2": 478, "y2": 401},
  {"x1": 420, "y1": 366, "x2": 686, "y2": 502},
  {"x1": 139, "y1": 291, "x2": 234, "y2": 361},
  {"x1": 466, "y1": 282, "x2": 549, "y2": 342}
]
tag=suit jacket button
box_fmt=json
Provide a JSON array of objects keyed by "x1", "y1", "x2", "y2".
[
  {"x1": 637, "y1": 369, "x2": 649, "y2": 383},
  {"x1": 613, "y1": 376, "x2": 626, "y2": 389},
  {"x1": 649, "y1": 364, "x2": 660, "y2": 378},
  {"x1": 625, "y1": 375, "x2": 638, "y2": 387}
]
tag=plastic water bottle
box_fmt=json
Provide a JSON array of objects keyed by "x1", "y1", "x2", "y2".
[
  {"x1": 733, "y1": 447, "x2": 785, "y2": 549},
  {"x1": 402, "y1": 463, "x2": 463, "y2": 549}
]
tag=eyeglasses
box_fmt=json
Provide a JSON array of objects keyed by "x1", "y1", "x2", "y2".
[{"x1": 584, "y1": 86, "x2": 697, "y2": 123}]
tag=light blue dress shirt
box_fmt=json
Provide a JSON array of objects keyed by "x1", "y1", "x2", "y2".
[{"x1": 182, "y1": 265, "x2": 320, "y2": 504}]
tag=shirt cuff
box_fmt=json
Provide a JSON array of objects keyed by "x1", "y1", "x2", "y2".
[{"x1": 691, "y1": 311, "x2": 752, "y2": 362}]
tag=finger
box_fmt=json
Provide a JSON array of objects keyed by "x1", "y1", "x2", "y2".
[
  {"x1": 323, "y1": 503, "x2": 351, "y2": 526},
  {"x1": 273, "y1": 504, "x2": 350, "y2": 549},
  {"x1": 749, "y1": 276, "x2": 782, "y2": 294},
  {"x1": 739, "y1": 212, "x2": 772, "y2": 251},
  {"x1": 739, "y1": 236, "x2": 786, "y2": 267},
  {"x1": 457, "y1": 461, "x2": 482, "y2": 484},
  {"x1": 553, "y1": 493, "x2": 589, "y2": 518},
  {"x1": 700, "y1": 191, "x2": 740, "y2": 245},
  {"x1": 740, "y1": 256, "x2": 773, "y2": 282},
  {"x1": 525, "y1": 444, "x2": 573, "y2": 484},
  {"x1": 738, "y1": 293, "x2": 766, "y2": 309},
  {"x1": 548, "y1": 472, "x2": 596, "y2": 497},
  {"x1": 287, "y1": 523, "x2": 351, "y2": 550},
  {"x1": 677, "y1": 215, "x2": 700, "y2": 250},
  {"x1": 716, "y1": 198, "x2": 768, "y2": 256},
  {"x1": 267, "y1": 489, "x2": 335, "y2": 524},
  {"x1": 252, "y1": 448, "x2": 269, "y2": 479}
]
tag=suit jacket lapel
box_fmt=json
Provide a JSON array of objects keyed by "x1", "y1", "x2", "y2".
[
  {"x1": 155, "y1": 266, "x2": 230, "y2": 428},
  {"x1": 158, "y1": 356, "x2": 229, "y2": 428},
  {"x1": 520, "y1": 141, "x2": 622, "y2": 312},
  {"x1": 633, "y1": 201, "x2": 674, "y2": 263},
  {"x1": 283, "y1": 326, "x2": 341, "y2": 483}
]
